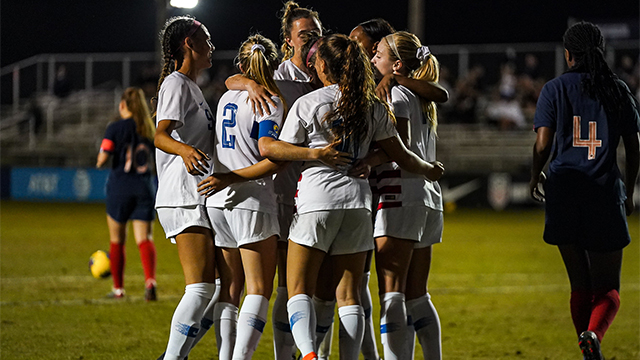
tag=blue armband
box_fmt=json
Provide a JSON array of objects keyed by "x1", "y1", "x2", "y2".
[{"x1": 258, "y1": 120, "x2": 281, "y2": 140}]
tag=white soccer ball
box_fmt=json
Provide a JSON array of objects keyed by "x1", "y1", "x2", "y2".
[{"x1": 89, "y1": 250, "x2": 111, "y2": 279}]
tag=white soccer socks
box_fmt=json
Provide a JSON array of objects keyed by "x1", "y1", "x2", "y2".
[
  {"x1": 272, "y1": 286, "x2": 296, "y2": 359},
  {"x1": 313, "y1": 296, "x2": 336, "y2": 345},
  {"x1": 232, "y1": 294, "x2": 270, "y2": 360},
  {"x1": 360, "y1": 271, "x2": 380, "y2": 360},
  {"x1": 287, "y1": 294, "x2": 317, "y2": 358},
  {"x1": 190, "y1": 278, "x2": 221, "y2": 349},
  {"x1": 214, "y1": 301, "x2": 239, "y2": 360},
  {"x1": 338, "y1": 305, "x2": 365, "y2": 360},
  {"x1": 380, "y1": 292, "x2": 409, "y2": 360},
  {"x1": 164, "y1": 282, "x2": 216, "y2": 360},
  {"x1": 406, "y1": 293, "x2": 442, "y2": 360}
]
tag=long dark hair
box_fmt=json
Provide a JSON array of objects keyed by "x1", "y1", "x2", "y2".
[
  {"x1": 358, "y1": 18, "x2": 395, "y2": 43},
  {"x1": 317, "y1": 34, "x2": 393, "y2": 146},
  {"x1": 563, "y1": 21, "x2": 638, "y2": 119},
  {"x1": 155, "y1": 16, "x2": 202, "y2": 98}
]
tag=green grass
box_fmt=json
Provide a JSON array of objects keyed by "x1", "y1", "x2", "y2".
[{"x1": 1, "y1": 201, "x2": 638, "y2": 359}]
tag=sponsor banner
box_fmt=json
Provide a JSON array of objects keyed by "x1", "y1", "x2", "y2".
[{"x1": 10, "y1": 168, "x2": 109, "y2": 202}]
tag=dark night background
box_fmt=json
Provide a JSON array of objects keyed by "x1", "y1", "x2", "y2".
[{"x1": 2, "y1": 0, "x2": 638, "y2": 68}]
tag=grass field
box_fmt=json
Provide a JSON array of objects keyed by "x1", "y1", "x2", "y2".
[{"x1": 1, "y1": 200, "x2": 638, "y2": 359}]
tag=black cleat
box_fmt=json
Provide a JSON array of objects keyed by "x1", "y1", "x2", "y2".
[{"x1": 579, "y1": 331, "x2": 604, "y2": 360}]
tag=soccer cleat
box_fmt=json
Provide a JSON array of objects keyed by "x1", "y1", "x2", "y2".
[
  {"x1": 106, "y1": 288, "x2": 125, "y2": 299},
  {"x1": 579, "y1": 331, "x2": 604, "y2": 360},
  {"x1": 145, "y1": 284, "x2": 157, "y2": 302}
]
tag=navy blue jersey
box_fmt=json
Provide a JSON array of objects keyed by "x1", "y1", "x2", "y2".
[
  {"x1": 101, "y1": 118, "x2": 155, "y2": 179},
  {"x1": 534, "y1": 72, "x2": 640, "y2": 185}
]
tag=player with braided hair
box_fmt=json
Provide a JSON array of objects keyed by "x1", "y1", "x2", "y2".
[
  {"x1": 153, "y1": 15, "x2": 217, "y2": 360},
  {"x1": 530, "y1": 21, "x2": 640, "y2": 360}
]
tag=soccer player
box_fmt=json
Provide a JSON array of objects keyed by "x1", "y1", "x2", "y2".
[
  {"x1": 530, "y1": 21, "x2": 639, "y2": 360},
  {"x1": 223, "y1": 5, "x2": 323, "y2": 358},
  {"x1": 261, "y1": 34, "x2": 444, "y2": 360},
  {"x1": 153, "y1": 16, "x2": 217, "y2": 360},
  {"x1": 96, "y1": 87, "x2": 157, "y2": 301},
  {"x1": 201, "y1": 34, "x2": 285, "y2": 360},
  {"x1": 370, "y1": 31, "x2": 444, "y2": 360}
]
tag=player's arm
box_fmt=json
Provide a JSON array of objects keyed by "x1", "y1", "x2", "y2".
[
  {"x1": 262, "y1": 139, "x2": 351, "y2": 169},
  {"x1": 96, "y1": 135, "x2": 115, "y2": 168},
  {"x1": 376, "y1": 74, "x2": 449, "y2": 103},
  {"x1": 530, "y1": 126, "x2": 554, "y2": 202},
  {"x1": 96, "y1": 151, "x2": 110, "y2": 168},
  {"x1": 348, "y1": 117, "x2": 409, "y2": 178},
  {"x1": 376, "y1": 135, "x2": 444, "y2": 181},
  {"x1": 622, "y1": 131, "x2": 639, "y2": 215},
  {"x1": 155, "y1": 119, "x2": 210, "y2": 176},
  {"x1": 225, "y1": 74, "x2": 277, "y2": 116}
]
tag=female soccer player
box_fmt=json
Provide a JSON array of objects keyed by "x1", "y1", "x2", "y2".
[
  {"x1": 203, "y1": 34, "x2": 285, "y2": 360},
  {"x1": 349, "y1": 19, "x2": 448, "y2": 104},
  {"x1": 530, "y1": 21, "x2": 639, "y2": 360},
  {"x1": 96, "y1": 87, "x2": 157, "y2": 301},
  {"x1": 370, "y1": 31, "x2": 444, "y2": 360},
  {"x1": 153, "y1": 16, "x2": 217, "y2": 360},
  {"x1": 261, "y1": 34, "x2": 444, "y2": 360},
  {"x1": 224, "y1": 7, "x2": 323, "y2": 357}
]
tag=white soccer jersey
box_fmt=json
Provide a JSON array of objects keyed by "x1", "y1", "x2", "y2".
[
  {"x1": 155, "y1": 71, "x2": 215, "y2": 207},
  {"x1": 273, "y1": 80, "x2": 315, "y2": 206},
  {"x1": 278, "y1": 84, "x2": 398, "y2": 214},
  {"x1": 375, "y1": 85, "x2": 443, "y2": 211},
  {"x1": 206, "y1": 90, "x2": 284, "y2": 212},
  {"x1": 273, "y1": 59, "x2": 311, "y2": 82}
]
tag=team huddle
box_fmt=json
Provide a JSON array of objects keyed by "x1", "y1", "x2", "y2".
[{"x1": 97, "y1": 2, "x2": 639, "y2": 360}]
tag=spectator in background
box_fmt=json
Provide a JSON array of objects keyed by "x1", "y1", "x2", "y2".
[
  {"x1": 451, "y1": 64, "x2": 485, "y2": 124},
  {"x1": 617, "y1": 55, "x2": 638, "y2": 96},
  {"x1": 53, "y1": 65, "x2": 72, "y2": 98},
  {"x1": 519, "y1": 54, "x2": 545, "y2": 124},
  {"x1": 486, "y1": 62, "x2": 527, "y2": 130}
]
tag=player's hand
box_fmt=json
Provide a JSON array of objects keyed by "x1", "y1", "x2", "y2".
[
  {"x1": 315, "y1": 141, "x2": 352, "y2": 169},
  {"x1": 348, "y1": 159, "x2": 371, "y2": 179},
  {"x1": 529, "y1": 171, "x2": 546, "y2": 202},
  {"x1": 180, "y1": 145, "x2": 210, "y2": 176},
  {"x1": 624, "y1": 196, "x2": 635, "y2": 216},
  {"x1": 425, "y1": 161, "x2": 444, "y2": 181},
  {"x1": 197, "y1": 172, "x2": 235, "y2": 197},
  {"x1": 375, "y1": 73, "x2": 396, "y2": 102},
  {"x1": 247, "y1": 81, "x2": 277, "y2": 116}
]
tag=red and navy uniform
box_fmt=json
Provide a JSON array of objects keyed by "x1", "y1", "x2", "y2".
[
  {"x1": 534, "y1": 72, "x2": 640, "y2": 251},
  {"x1": 101, "y1": 118, "x2": 156, "y2": 222}
]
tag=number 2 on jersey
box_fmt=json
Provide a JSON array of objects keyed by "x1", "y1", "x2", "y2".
[
  {"x1": 222, "y1": 103, "x2": 237, "y2": 149},
  {"x1": 572, "y1": 115, "x2": 601, "y2": 160}
]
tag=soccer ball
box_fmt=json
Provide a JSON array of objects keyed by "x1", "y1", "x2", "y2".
[{"x1": 89, "y1": 250, "x2": 111, "y2": 279}]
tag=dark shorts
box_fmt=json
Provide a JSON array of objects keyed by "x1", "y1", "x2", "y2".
[
  {"x1": 543, "y1": 171, "x2": 630, "y2": 252},
  {"x1": 106, "y1": 176, "x2": 156, "y2": 223}
]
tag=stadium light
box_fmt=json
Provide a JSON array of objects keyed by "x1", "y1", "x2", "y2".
[{"x1": 170, "y1": 0, "x2": 198, "y2": 9}]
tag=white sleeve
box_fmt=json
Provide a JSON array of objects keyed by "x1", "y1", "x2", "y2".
[
  {"x1": 391, "y1": 87, "x2": 411, "y2": 119},
  {"x1": 372, "y1": 102, "x2": 399, "y2": 141},
  {"x1": 156, "y1": 76, "x2": 189, "y2": 128},
  {"x1": 278, "y1": 99, "x2": 309, "y2": 144}
]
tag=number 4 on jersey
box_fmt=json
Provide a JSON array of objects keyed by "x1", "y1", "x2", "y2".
[{"x1": 573, "y1": 116, "x2": 601, "y2": 160}]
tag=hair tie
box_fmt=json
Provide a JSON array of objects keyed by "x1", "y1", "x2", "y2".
[
  {"x1": 416, "y1": 46, "x2": 431, "y2": 61},
  {"x1": 186, "y1": 20, "x2": 201, "y2": 38},
  {"x1": 384, "y1": 34, "x2": 402, "y2": 61},
  {"x1": 306, "y1": 38, "x2": 321, "y2": 66},
  {"x1": 251, "y1": 44, "x2": 266, "y2": 53}
]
